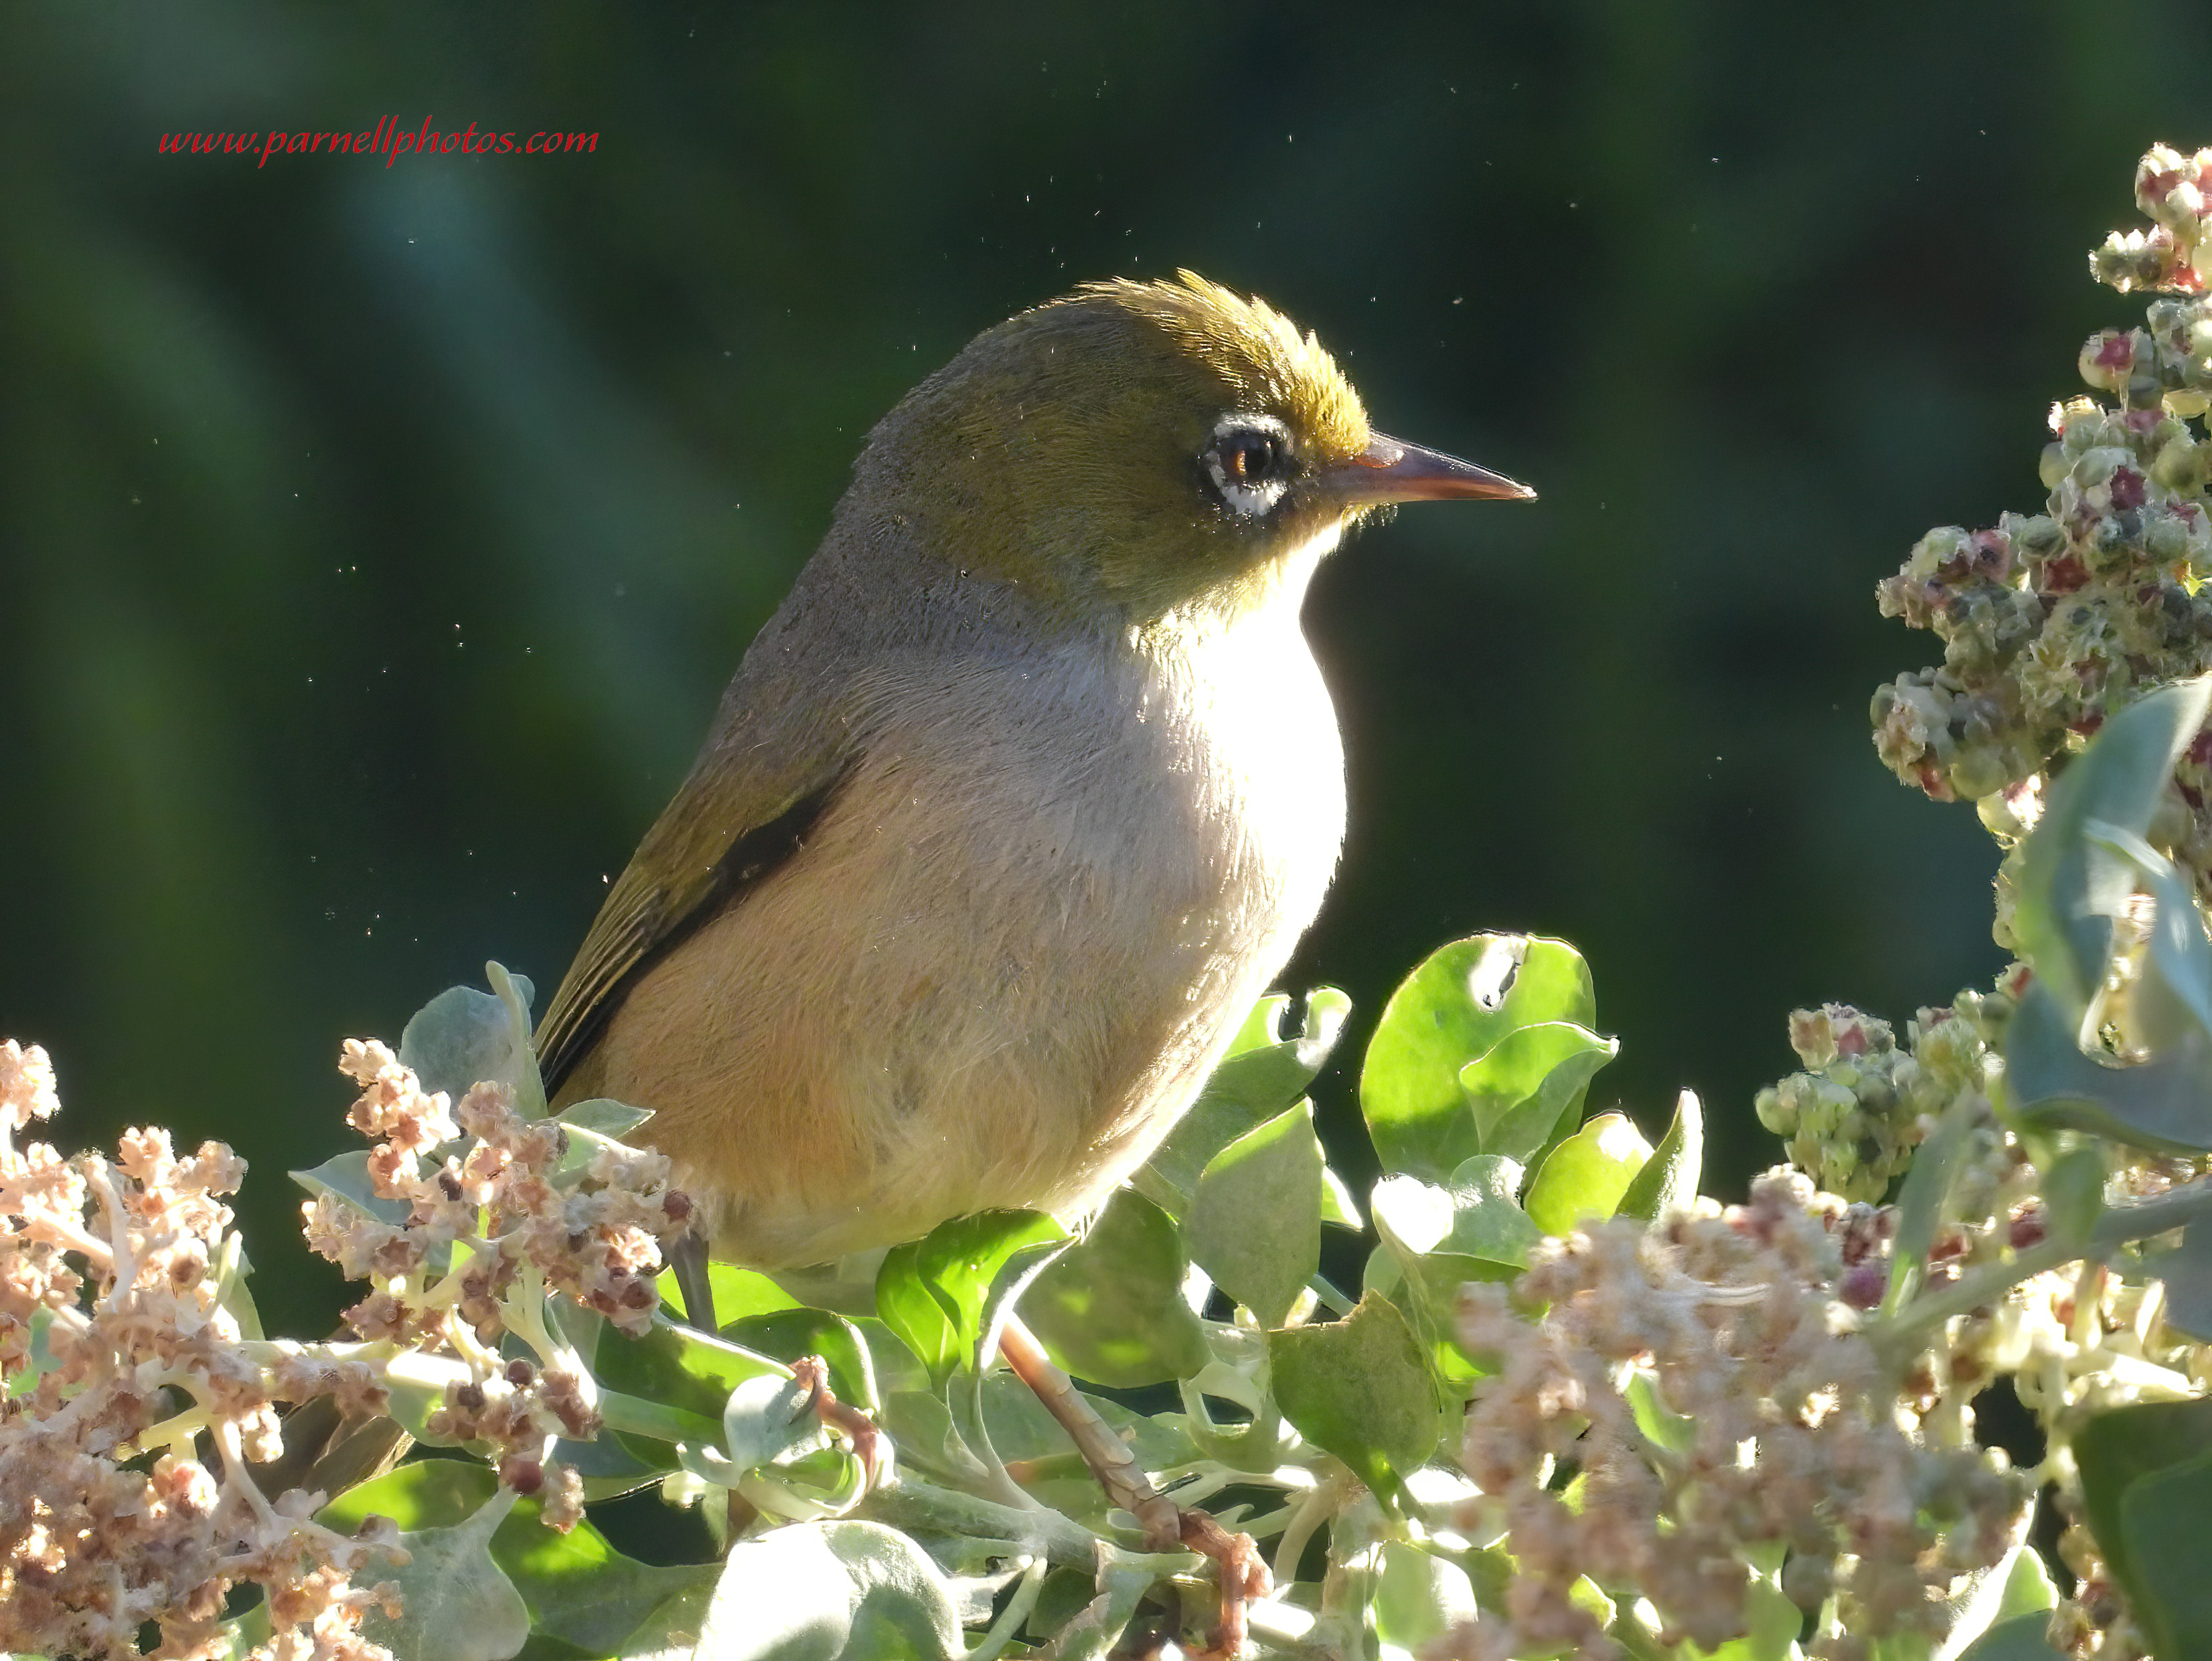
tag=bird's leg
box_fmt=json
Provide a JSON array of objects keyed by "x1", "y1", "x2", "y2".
[
  {"x1": 996, "y1": 1316, "x2": 1268, "y2": 1659},
  {"x1": 669, "y1": 1227, "x2": 718, "y2": 1334}
]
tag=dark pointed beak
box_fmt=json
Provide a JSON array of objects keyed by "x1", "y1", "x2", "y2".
[{"x1": 1319, "y1": 432, "x2": 1536, "y2": 507}]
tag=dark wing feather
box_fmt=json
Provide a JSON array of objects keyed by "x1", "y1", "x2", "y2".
[{"x1": 534, "y1": 729, "x2": 849, "y2": 1094}]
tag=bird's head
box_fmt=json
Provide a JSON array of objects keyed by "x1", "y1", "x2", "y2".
[{"x1": 847, "y1": 272, "x2": 1533, "y2": 623}]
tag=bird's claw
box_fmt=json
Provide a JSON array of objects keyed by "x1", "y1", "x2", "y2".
[
  {"x1": 1181, "y1": 1507, "x2": 1270, "y2": 1660},
  {"x1": 1129, "y1": 1496, "x2": 1267, "y2": 1660},
  {"x1": 788, "y1": 1354, "x2": 886, "y2": 1490}
]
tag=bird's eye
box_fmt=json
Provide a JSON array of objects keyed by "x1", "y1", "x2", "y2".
[
  {"x1": 1203, "y1": 415, "x2": 1293, "y2": 519},
  {"x1": 1220, "y1": 431, "x2": 1280, "y2": 483}
]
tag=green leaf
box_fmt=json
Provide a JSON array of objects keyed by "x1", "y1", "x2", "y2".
[
  {"x1": 2010, "y1": 678, "x2": 2211, "y2": 1033},
  {"x1": 1617, "y1": 1089, "x2": 1704, "y2": 1222},
  {"x1": 2085, "y1": 822, "x2": 2212, "y2": 1054},
  {"x1": 688, "y1": 1520, "x2": 962, "y2": 1660},
  {"x1": 1371, "y1": 1157, "x2": 1542, "y2": 1271},
  {"x1": 1957, "y1": 1614, "x2": 2062, "y2": 1661},
  {"x1": 2118, "y1": 1447, "x2": 2212, "y2": 1661},
  {"x1": 485, "y1": 961, "x2": 548, "y2": 1118},
  {"x1": 493, "y1": 1512, "x2": 715, "y2": 1659},
  {"x1": 329, "y1": 1461, "x2": 721, "y2": 1659},
  {"x1": 1320, "y1": 1164, "x2": 1365, "y2": 1231},
  {"x1": 353, "y1": 1480, "x2": 530, "y2": 1661},
  {"x1": 849, "y1": 1316, "x2": 931, "y2": 1401},
  {"x1": 1361, "y1": 933, "x2": 1611, "y2": 1182},
  {"x1": 550, "y1": 1121, "x2": 643, "y2": 1186},
  {"x1": 400, "y1": 968, "x2": 537, "y2": 1108},
  {"x1": 1024, "y1": 1566, "x2": 1098, "y2": 1644},
  {"x1": 1443, "y1": 1156, "x2": 1545, "y2": 1264},
  {"x1": 2006, "y1": 979, "x2": 2212, "y2": 1154},
  {"x1": 1020, "y1": 1188, "x2": 1210, "y2": 1387},
  {"x1": 721, "y1": 1308, "x2": 881, "y2": 1415},
  {"x1": 592, "y1": 1312, "x2": 788, "y2": 1430},
  {"x1": 375, "y1": 1350, "x2": 476, "y2": 1446},
  {"x1": 1269, "y1": 1291, "x2": 1441, "y2": 1506},
  {"x1": 1609, "y1": 1567, "x2": 1800, "y2": 1660},
  {"x1": 212, "y1": 1232, "x2": 263, "y2": 1343},
  {"x1": 873, "y1": 1210, "x2": 1070, "y2": 1387},
  {"x1": 1134, "y1": 986, "x2": 1350, "y2": 1216},
  {"x1": 290, "y1": 1148, "x2": 410, "y2": 1224},
  {"x1": 1992, "y1": 1545, "x2": 2059, "y2": 1623},
  {"x1": 1885, "y1": 1091, "x2": 1978, "y2": 1314},
  {"x1": 1026, "y1": 1556, "x2": 1154, "y2": 1661},
  {"x1": 1369, "y1": 1174, "x2": 1457, "y2": 1263},
  {"x1": 1185, "y1": 1099, "x2": 1324, "y2": 1327},
  {"x1": 1953, "y1": 1547, "x2": 2064, "y2": 1660},
  {"x1": 1888, "y1": 1541, "x2": 2052, "y2": 1661},
  {"x1": 1625, "y1": 1370, "x2": 1694, "y2": 1457},
  {"x1": 554, "y1": 1098, "x2": 654, "y2": 1140},
  {"x1": 2146, "y1": 1220, "x2": 2212, "y2": 1342},
  {"x1": 874, "y1": 1245, "x2": 961, "y2": 1388},
  {"x1": 1524, "y1": 1111, "x2": 1652, "y2": 1237},
  {"x1": 1730, "y1": 1574, "x2": 1808, "y2": 1661},
  {"x1": 2010, "y1": 819, "x2": 2212, "y2": 1156},
  {"x1": 321, "y1": 1457, "x2": 492, "y2": 1532},
  {"x1": 655, "y1": 1261, "x2": 801, "y2": 1327},
  {"x1": 1392, "y1": 1251, "x2": 1514, "y2": 1397},
  {"x1": 1373, "y1": 1540, "x2": 1478, "y2": 1650},
  {"x1": 2041, "y1": 1146, "x2": 2107, "y2": 1247},
  {"x1": 877, "y1": 1389, "x2": 969, "y2": 1480},
  {"x1": 1467, "y1": 1020, "x2": 1621, "y2": 1165},
  {"x1": 1364, "y1": 1156, "x2": 1538, "y2": 1392},
  {"x1": 552, "y1": 1419, "x2": 675, "y2": 1500},
  {"x1": 2075, "y1": 1397, "x2": 2212, "y2": 1636},
  {"x1": 719, "y1": 1370, "x2": 821, "y2": 1472}
]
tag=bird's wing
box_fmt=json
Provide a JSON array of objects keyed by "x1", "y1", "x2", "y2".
[{"x1": 534, "y1": 706, "x2": 852, "y2": 1094}]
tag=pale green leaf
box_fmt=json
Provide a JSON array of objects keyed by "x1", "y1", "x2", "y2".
[
  {"x1": 1362, "y1": 934, "x2": 1605, "y2": 1182},
  {"x1": 1524, "y1": 1111, "x2": 1652, "y2": 1236},
  {"x1": 1186, "y1": 1099, "x2": 1324, "y2": 1327}
]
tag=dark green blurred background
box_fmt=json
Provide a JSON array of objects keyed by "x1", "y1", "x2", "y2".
[{"x1": 5, "y1": 2, "x2": 2206, "y2": 1335}]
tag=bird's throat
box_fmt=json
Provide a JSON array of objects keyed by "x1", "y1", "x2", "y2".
[{"x1": 1135, "y1": 512, "x2": 1344, "y2": 656}]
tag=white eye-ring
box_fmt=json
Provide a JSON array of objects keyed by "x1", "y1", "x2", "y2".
[{"x1": 1204, "y1": 413, "x2": 1293, "y2": 518}]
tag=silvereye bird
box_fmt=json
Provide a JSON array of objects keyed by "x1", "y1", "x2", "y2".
[{"x1": 534, "y1": 272, "x2": 1531, "y2": 1272}]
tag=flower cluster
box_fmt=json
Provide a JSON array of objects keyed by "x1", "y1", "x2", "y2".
[
  {"x1": 306, "y1": 1040, "x2": 688, "y2": 1349},
  {"x1": 1830, "y1": 147, "x2": 2212, "y2": 1654},
  {"x1": 425, "y1": 1358, "x2": 597, "y2": 1532},
  {"x1": 0, "y1": 1025, "x2": 698, "y2": 1661},
  {"x1": 1870, "y1": 145, "x2": 2212, "y2": 929},
  {"x1": 303, "y1": 1040, "x2": 690, "y2": 1522},
  {"x1": 0, "y1": 1040, "x2": 405, "y2": 1661},
  {"x1": 2091, "y1": 145, "x2": 2212, "y2": 296},
  {"x1": 1447, "y1": 1173, "x2": 2031, "y2": 1661},
  {"x1": 1752, "y1": 978, "x2": 2019, "y2": 1202}
]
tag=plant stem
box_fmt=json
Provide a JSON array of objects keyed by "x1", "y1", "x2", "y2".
[
  {"x1": 858, "y1": 1474, "x2": 1122, "y2": 1569},
  {"x1": 1306, "y1": 1273, "x2": 1354, "y2": 1317},
  {"x1": 1271, "y1": 1468, "x2": 1349, "y2": 1586},
  {"x1": 968, "y1": 1555, "x2": 1046, "y2": 1661}
]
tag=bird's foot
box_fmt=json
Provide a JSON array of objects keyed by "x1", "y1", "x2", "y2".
[
  {"x1": 1178, "y1": 1508, "x2": 1271, "y2": 1660},
  {"x1": 1123, "y1": 1492, "x2": 1267, "y2": 1660},
  {"x1": 789, "y1": 1354, "x2": 886, "y2": 1490}
]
